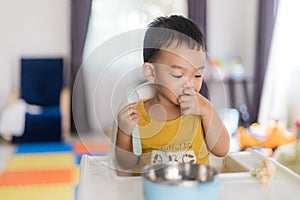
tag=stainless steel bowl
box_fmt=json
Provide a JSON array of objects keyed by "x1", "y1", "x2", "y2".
[{"x1": 142, "y1": 163, "x2": 217, "y2": 187}]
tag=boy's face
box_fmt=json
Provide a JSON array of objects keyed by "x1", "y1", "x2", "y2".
[{"x1": 144, "y1": 43, "x2": 206, "y2": 105}]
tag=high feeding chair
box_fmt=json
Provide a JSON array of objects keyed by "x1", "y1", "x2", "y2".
[{"x1": 12, "y1": 58, "x2": 64, "y2": 143}]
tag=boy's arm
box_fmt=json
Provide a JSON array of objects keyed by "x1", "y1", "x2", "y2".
[
  {"x1": 199, "y1": 99, "x2": 230, "y2": 157},
  {"x1": 178, "y1": 88, "x2": 230, "y2": 157},
  {"x1": 115, "y1": 128, "x2": 139, "y2": 169},
  {"x1": 115, "y1": 103, "x2": 139, "y2": 169}
]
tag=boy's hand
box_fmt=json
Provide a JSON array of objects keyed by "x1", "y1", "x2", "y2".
[
  {"x1": 178, "y1": 84, "x2": 206, "y2": 116},
  {"x1": 118, "y1": 102, "x2": 140, "y2": 135}
]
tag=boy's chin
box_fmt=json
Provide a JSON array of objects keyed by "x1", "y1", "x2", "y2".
[
  {"x1": 173, "y1": 98, "x2": 181, "y2": 106},
  {"x1": 166, "y1": 96, "x2": 180, "y2": 106}
]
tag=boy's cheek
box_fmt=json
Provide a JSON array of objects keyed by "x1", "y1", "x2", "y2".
[{"x1": 166, "y1": 87, "x2": 181, "y2": 105}]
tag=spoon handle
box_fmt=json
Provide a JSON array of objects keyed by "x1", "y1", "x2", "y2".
[
  {"x1": 126, "y1": 87, "x2": 142, "y2": 156},
  {"x1": 132, "y1": 125, "x2": 142, "y2": 156}
]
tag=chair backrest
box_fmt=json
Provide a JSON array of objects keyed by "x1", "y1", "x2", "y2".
[
  {"x1": 20, "y1": 58, "x2": 63, "y2": 106},
  {"x1": 218, "y1": 108, "x2": 240, "y2": 135}
]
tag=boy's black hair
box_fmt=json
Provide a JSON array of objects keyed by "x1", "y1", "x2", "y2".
[{"x1": 143, "y1": 15, "x2": 206, "y2": 62}]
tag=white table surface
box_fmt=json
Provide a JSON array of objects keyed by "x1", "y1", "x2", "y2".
[{"x1": 77, "y1": 150, "x2": 300, "y2": 200}]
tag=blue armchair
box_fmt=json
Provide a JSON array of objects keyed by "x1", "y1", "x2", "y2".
[{"x1": 12, "y1": 58, "x2": 64, "y2": 143}]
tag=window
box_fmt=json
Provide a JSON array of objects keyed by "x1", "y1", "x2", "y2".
[
  {"x1": 84, "y1": 0, "x2": 188, "y2": 59},
  {"x1": 259, "y1": 1, "x2": 300, "y2": 127},
  {"x1": 83, "y1": 0, "x2": 187, "y2": 131}
]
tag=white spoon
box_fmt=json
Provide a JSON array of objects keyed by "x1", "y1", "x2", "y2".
[{"x1": 126, "y1": 87, "x2": 142, "y2": 156}]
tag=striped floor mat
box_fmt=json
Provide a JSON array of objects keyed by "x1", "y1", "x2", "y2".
[{"x1": 0, "y1": 141, "x2": 109, "y2": 200}]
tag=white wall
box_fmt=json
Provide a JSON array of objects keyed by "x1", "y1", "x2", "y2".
[{"x1": 0, "y1": 0, "x2": 70, "y2": 110}]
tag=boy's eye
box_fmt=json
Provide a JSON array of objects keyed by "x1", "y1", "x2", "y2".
[
  {"x1": 172, "y1": 74, "x2": 183, "y2": 78},
  {"x1": 195, "y1": 75, "x2": 202, "y2": 78}
]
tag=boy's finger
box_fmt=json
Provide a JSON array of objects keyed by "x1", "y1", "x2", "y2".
[
  {"x1": 127, "y1": 107, "x2": 138, "y2": 116},
  {"x1": 179, "y1": 101, "x2": 189, "y2": 110},
  {"x1": 131, "y1": 115, "x2": 140, "y2": 123},
  {"x1": 183, "y1": 87, "x2": 195, "y2": 95},
  {"x1": 121, "y1": 103, "x2": 138, "y2": 113},
  {"x1": 178, "y1": 95, "x2": 194, "y2": 103},
  {"x1": 128, "y1": 102, "x2": 138, "y2": 107},
  {"x1": 181, "y1": 107, "x2": 191, "y2": 115}
]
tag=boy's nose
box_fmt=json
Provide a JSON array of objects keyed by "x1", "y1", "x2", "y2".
[
  {"x1": 186, "y1": 78, "x2": 195, "y2": 87},
  {"x1": 182, "y1": 79, "x2": 194, "y2": 88}
]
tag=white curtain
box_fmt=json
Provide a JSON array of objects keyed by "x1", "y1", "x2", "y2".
[{"x1": 259, "y1": 0, "x2": 300, "y2": 127}]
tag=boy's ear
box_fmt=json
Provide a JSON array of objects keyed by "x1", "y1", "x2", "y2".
[{"x1": 143, "y1": 62, "x2": 155, "y2": 81}]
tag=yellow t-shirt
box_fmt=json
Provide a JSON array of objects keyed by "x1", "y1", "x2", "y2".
[{"x1": 137, "y1": 99, "x2": 210, "y2": 165}]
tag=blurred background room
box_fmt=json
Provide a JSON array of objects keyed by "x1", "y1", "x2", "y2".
[{"x1": 0, "y1": 0, "x2": 299, "y2": 199}]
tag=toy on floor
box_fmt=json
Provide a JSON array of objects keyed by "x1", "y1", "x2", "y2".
[
  {"x1": 274, "y1": 140, "x2": 300, "y2": 174},
  {"x1": 236, "y1": 120, "x2": 296, "y2": 151}
]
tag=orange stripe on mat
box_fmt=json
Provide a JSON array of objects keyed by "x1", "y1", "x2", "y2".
[
  {"x1": 0, "y1": 168, "x2": 73, "y2": 186},
  {"x1": 73, "y1": 142, "x2": 110, "y2": 154}
]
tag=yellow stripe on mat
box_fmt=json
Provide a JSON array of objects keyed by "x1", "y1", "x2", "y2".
[
  {"x1": 0, "y1": 184, "x2": 74, "y2": 200},
  {"x1": 74, "y1": 166, "x2": 80, "y2": 184},
  {"x1": 5, "y1": 153, "x2": 75, "y2": 170}
]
